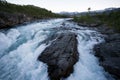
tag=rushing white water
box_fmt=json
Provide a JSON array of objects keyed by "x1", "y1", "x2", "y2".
[
  {"x1": 66, "y1": 30, "x2": 108, "y2": 80},
  {"x1": 0, "y1": 19, "x2": 113, "y2": 80}
]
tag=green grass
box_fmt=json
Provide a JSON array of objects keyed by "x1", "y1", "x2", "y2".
[
  {"x1": 74, "y1": 14, "x2": 98, "y2": 24},
  {"x1": 74, "y1": 11, "x2": 120, "y2": 32}
]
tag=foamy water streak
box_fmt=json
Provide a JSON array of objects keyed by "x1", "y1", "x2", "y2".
[
  {"x1": 0, "y1": 19, "x2": 66, "y2": 80},
  {"x1": 66, "y1": 29, "x2": 110, "y2": 80}
]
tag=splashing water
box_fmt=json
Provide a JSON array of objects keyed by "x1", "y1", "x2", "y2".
[{"x1": 0, "y1": 19, "x2": 114, "y2": 80}]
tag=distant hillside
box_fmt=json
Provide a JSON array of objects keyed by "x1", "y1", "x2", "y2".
[
  {"x1": 59, "y1": 11, "x2": 79, "y2": 17},
  {"x1": 59, "y1": 8, "x2": 120, "y2": 17},
  {"x1": 0, "y1": 0, "x2": 66, "y2": 28},
  {"x1": 77, "y1": 8, "x2": 120, "y2": 16},
  {"x1": 0, "y1": 0, "x2": 65, "y2": 18}
]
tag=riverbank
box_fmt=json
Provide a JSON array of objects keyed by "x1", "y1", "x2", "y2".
[
  {"x1": 94, "y1": 25, "x2": 120, "y2": 80},
  {"x1": 76, "y1": 22, "x2": 120, "y2": 80},
  {"x1": 0, "y1": 12, "x2": 56, "y2": 29},
  {"x1": 73, "y1": 10, "x2": 120, "y2": 79},
  {"x1": 0, "y1": 0, "x2": 66, "y2": 29},
  {"x1": 0, "y1": 12, "x2": 36, "y2": 29}
]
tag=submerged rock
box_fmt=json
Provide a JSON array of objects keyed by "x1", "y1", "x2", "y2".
[{"x1": 38, "y1": 32, "x2": 79, "y2": 80}]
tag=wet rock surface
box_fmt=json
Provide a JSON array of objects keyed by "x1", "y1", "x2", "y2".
[
  {"x1": 94, "y1": 25, "x2": 120, "y2": 80},
  {"x1": 38, "y1": 32, "x2": 79, "y2": 80}
]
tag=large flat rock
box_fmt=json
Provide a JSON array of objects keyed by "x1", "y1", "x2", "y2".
[{"x1": 38, "y1": 32, "x2": 79, "y2": 80}]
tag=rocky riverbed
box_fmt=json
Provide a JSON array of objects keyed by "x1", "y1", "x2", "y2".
[
  {"x1": 78, "y1": 23, "x2": 120, "y2": 80},
  {"x1": 93, "y1": 25, "x2": 120, "y2": 80}
]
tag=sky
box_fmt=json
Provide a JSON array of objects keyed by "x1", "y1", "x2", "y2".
[{"x1": 6, "y1": 0, "x2": 120, "y2": 12}]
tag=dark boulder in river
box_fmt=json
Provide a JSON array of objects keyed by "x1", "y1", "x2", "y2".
[{"x1": 38, "y1": 32, "x2": 79, "y2": 80}]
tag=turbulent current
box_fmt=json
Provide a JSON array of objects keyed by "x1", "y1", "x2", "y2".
[{"x1": 0, "y1": 19, "x2": 114, "y2": 80}]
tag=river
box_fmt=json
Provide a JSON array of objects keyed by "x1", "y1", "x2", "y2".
[{"x1": 0, "y1": 19, "x2": 114, "y2": 80}]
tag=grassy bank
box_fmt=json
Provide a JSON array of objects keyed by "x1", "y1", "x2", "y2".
[
  {"x1": 0, "y1": 0, "x2": 67, "y2": 28},
  {"x1": 0, "y1": 0, "x2": 65, "y2": 18},
  {"x1": 74, "y1": 10, "x2": 120, "y2": 32}
]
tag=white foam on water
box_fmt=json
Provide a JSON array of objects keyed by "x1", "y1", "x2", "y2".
[
  {"x1": 0, "y1": 19, "x2": 68, "y2": 80},
  {"x1": 0, "y1": 29, "x2": 50, "y2": 80},
  {"x1": 0, "y1": 19, "x2": 114, "y2": 80},
  {"x1": 66, "y1": 30, "x2": 110, "y2": 80},
  {"x1": 0, "y1": 29, "x2": 20, "y2": 53}
]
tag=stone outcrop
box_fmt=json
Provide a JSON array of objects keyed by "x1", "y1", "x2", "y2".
[
  {"x1": 0, "y1": 12, "x2": 34, "y2": 29},
  {"x1": 94, "y1": 26, "x2": 120, "y2": 80},
  {"x1": 38, "y1": 32, "x2": 79, "y2": 80}
]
